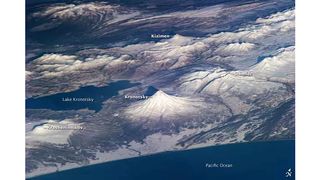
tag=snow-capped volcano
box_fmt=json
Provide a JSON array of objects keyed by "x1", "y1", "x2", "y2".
[{"x1": 125, "y1": 90, "x2": 203, "y2": 120}]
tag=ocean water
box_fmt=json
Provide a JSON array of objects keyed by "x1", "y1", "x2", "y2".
[
  {"x1": 26, "y1": 80, "x2": 140, "y2": 112},
  {"x1": 29, "y1": 140, "x2": 295, "y2": 180}
]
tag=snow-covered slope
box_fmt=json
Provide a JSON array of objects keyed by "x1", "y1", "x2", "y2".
[
  {"x1": 125, "y1": 90, "x2": 203, "y2": 120},
  {"x1": 26, "y1": 119, "x2": 83, "y2": 145},
  {"x1": 177, "y1": 65, "x2": 292, "y2": 115},
  {"x1": 250, "y1": 46, "x2": 295, "y2": 83}
]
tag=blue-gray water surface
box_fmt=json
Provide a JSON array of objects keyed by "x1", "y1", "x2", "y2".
[
  {"x1": 26, "y1": 80, "x2": 140, "y2": 112},
  {"x1": 28, "y1": 140, "x2": 295, "y2": 180}
]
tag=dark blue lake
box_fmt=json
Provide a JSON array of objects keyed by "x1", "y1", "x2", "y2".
[
  {"x1": 26, "y1": 80, "x2": 140, "y2": 112},
  {"x1": 28, "y1": 140, "x2": 295, "y2": 180}
]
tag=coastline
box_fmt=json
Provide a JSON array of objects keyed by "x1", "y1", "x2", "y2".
[{"x1": 27, "y1": 139, "x2": 295, "y2": 179}]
